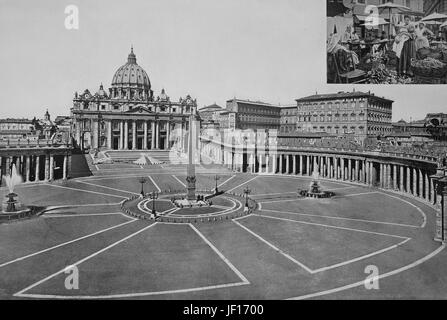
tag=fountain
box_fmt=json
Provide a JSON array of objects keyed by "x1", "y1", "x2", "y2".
[
  {"x1": 2, "y1": 164, "x2": 23, "y2": 212},
  {"x1": 299, "y1": 166, "x2": 335, "y2": 198}
]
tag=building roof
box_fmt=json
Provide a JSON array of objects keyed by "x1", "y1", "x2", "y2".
[
  {"x1": 199, "y1": 103, "x2": 223, "y2": 112},
  {"x1": 296, "y1": 91, "x2": 394, "y2": 103},
  {"x1": 278, "y1": 131, "x2": 334, "y2": 138},
  {"x1": 0, "y1": 118, "x2": 32, "y2": 123},
  {"x1": 227, "y1": 98, "x2": 281, "y2": 108}
]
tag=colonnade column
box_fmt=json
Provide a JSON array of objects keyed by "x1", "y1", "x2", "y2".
[
  {"x1": 258, "y1": 154, "x2": 263, "y2": 174},
  {"x1": 306, "y1": 156, "x2": 310, "y2": 176},
  {"x1": 400, "y1": 165, "x2": 404, "y2": 191},
  {"x1": 348, "y1": 159, "x2": 352, "y2": 181},
  {"x1": 44, "y1": 155, "x2": 50, "y2": 181},
  {"x1": 292, "y1": 155, "x2": 297, "y2": 175},
  {"x1": 266, "y1": 154, "x2": 270, "y2": 174},
  {"x1": 286, "y1": 155, "x2": 290, "y2": 174},
  {"x1": 418, "y1": 169, "x2": 424, "y2": 198},
  {"x1": 413, "y1": 168, "x2": 418, "y2": 196},
  {"x1": 425, "y1": 173, "x2": 430, "y2": 202},
  {"x1": 406, "y1": 167, "x2": 411, "y2": 194},
  {"x1": 299, "y1": 155, "x2": 303, "y2": 175},
  {"x1": 63, "y1": 155, "x2": 68, "y2": 180},
  {"x1": 49, "y1": 155, "x2": 54, "y2": 181},
  {"x1": 25, "y1": 156, "x2": 31, "y2": 182},
  {"x1": 35, "y1": 155, "x2": 40, "y2": 182}
]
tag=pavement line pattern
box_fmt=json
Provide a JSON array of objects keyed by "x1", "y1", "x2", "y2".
[
  {"x1": 45, "y1": 184, "x2": 126, "y2": 200},
  {"x1": 259, "y1": 192, "x2": 380, "y2": 205},
  {"x1": 42, "y1": 212, "x2": 127, "y2": 219},
  {"x1": 249, "y1": 214, "x2": 409, "y2": 239},
  {"x1": 0, "y1": 220, "x2": 137, "y2": 269},
  {"x1": 217, "y1": 175, "x2": 236, "y2": 188},
  {"x1": 74, "y1": 180, "x2": 138, "y2": 196},
  {"x1": 310, "y1": 238, "x2": 411, "y2": 274},
  {"x1": 189, "y1": 224, "x2": 250, "y2": 284},
  {"x1": 232, "y1": 220, "x2": 314, "y2": 274},
  {"x1": 148, "y1": 175, "x2": 161, "y2": 193},
  {"x1": 14, "y1": 222, "x2": 158, "y2": 297},
  {"x1": 172, "y1": 175, "x2": 186, "y2": 188},
  {"x1": 259, "y1": 209, "x2": 421, "y2": 228},
  {"x1": 378, "y1": 192, "x2": 428, "y2": 228},
  {"x1": 226, "y1": 176, "x2": 258, "y2": 193},
  {"x1": 234, "y1": 216, "x2": 412, "y2": 274},
  {"x1": 287, "y1": 245, "x2": 446, "y2": 300}
]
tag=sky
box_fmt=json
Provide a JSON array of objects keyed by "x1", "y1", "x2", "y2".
[{"x1": 0, "y1": 0, "x2": 445, "y2": 122}]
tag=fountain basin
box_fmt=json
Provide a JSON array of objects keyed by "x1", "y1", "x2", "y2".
[{"x1": 299, "y1": 190, "x2": 335, "y2": 198}]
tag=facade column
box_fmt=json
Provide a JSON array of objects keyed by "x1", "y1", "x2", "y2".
[
  {"x1": 44, "y1": 155, "x2": 50, "y2": 181},
  {"x1": 63, "y1": 155, "x2": 68, "y2": 180},
  {"x1": 151, "y1": 121, "x2": 156, "y2": 149},
  {"x1": 155, "y1": 121, "x2": 160, "y2": 149},
  {"x1": 132, "y1": 121, "x2": 137, "y2": 150},
  {"x1": 258, "y1": 154, "x2": 263, "y2": 174},
  {"x1": 143, "y1": 121, "x2": 148, "y2": 150},
  {"x1": 107, "y1": 120, "x2": 112, "y2": 149},
  {"x1": 272, "y1": 155, "x2": 277, "y2": 174},
  {"x1": 25, "y1": 156, "x2": 31, "y2": 182},
  {"x1": 124, "y1": 121, "x2": 129, "y2": 150},
  {"x1": 35, "y1": 155, "x2": 40, "y2": 182},
  {"x1": 306, "y1": 156, "x2": 310, "y2": 175},
  {"x1": 119, "y1": 121, "x2": 124, "y2": 149},
  {"x1": 166, "y1": 121, "x2": 171, "y2": 150}
]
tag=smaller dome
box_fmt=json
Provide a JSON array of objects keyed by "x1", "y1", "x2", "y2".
[{"x1": 95, "y1": 83, "x2": 108, "y2": 98}]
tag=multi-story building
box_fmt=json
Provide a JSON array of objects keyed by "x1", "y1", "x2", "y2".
[
  {"x1": 392, "y1": 113, "x2": 447, "y2": 142},
  {"x1": 225, "y1": 99, "x2": 281, "y2": 131},
  {"x1": 71, "y1": 47, "x2": 197, "y2": 151},
  {"x1": 295, "y1": 90, "x2": 393, "y2": 141},
  {"x1": 280, "y1": 106, "x2": 298, "y2": 133},
  {"x1": 198, "y1": 104, "x2": 223, "y2": 122},
  {"x1": 0, "y1": 118, "x2": 33, "y2": 140}
]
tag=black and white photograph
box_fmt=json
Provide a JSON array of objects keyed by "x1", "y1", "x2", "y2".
[
  {"x1": 327, "y1": 0, "x2": 447, "y2": 84},
  {"x1": 0, "y1": 0, "x2": 447, "y2": 311}
]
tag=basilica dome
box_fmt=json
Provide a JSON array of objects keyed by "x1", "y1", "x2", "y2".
[{"x1": 111, "y1": 47, "x2": 151, "y2": 90}]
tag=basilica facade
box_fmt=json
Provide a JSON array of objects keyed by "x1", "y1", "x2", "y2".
[{"x1": 71, "y1": 47, "x2": 197, "y2": 151}]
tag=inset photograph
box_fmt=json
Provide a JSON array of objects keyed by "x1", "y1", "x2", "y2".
[{"x1": 327, "y1": 0, "x2": 447, "y2": 84}]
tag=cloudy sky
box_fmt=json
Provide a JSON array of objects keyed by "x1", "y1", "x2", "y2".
[{"x1": 0, "y1": 0, "x2": 445, "y2": 122}]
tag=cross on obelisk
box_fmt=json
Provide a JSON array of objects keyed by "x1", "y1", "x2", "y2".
[{"x1": 186, "y1": 107, "x2": 196, "y2": 200}]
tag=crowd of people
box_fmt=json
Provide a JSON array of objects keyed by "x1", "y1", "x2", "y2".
[{"x1": 327, "y1": 15, "x2": 447, "y2": 83}]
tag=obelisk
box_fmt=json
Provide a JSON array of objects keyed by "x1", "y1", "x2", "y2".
[{"x1": 186, "y1": 110, "x2": 196, "y2": 200}]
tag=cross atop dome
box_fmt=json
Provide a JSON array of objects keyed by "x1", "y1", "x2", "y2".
[{"x1": 128, "y1": 45, "x2": 137, "y2": 64}]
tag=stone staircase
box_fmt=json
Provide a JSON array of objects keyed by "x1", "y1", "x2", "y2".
[{"x1": 104, "y1": 150, "x2": 171, "y2": 164}]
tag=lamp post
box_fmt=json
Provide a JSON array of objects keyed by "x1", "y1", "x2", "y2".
[
  {"x1": 148, "y1": 190, "x2": 159, "y2": 217},
  {"x1": 243, "y1": 185, "x2": 251, "y2": 209},
  {"x1": 214, "y1": 175, "x2": 220, "y2": 193},
  {"x1": 138, "y1": 177, "x2": 147, "y2": 197}
]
